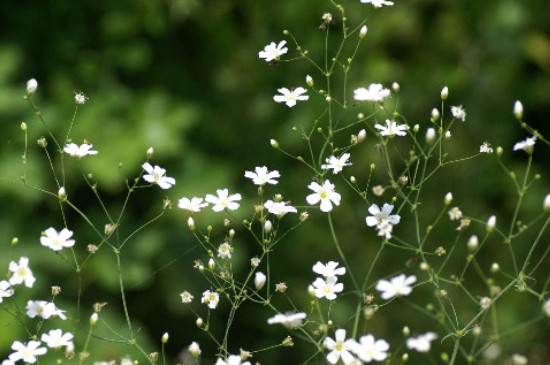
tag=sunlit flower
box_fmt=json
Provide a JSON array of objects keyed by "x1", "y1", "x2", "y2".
[
  {"x1": 8, "y1": 257, "x2": 35, "y2": 288},
  {"x1": 406, "y1": 332, "x2": 437, "y2": 352},
  {"x1": 366, "y1": 203, "x2": 401, "y2": 228},
  {"x1": 377, "y1": 221, "x2": 393, "y2": 239},
  {"x1": 264, "y1": 200, "x2": 297, "y2": 216},
  {"x1": 259, "y1": 41, "x2": 288, "y2": 62},
  {"x1": 513, "y1": 136, "x2": 536, "y2": 153},
  {"x1": 142, "y1": 162, "x2": 175, "y2": 189},
  {"x1": 354, "y1": 84, "x2": 391, "y2": 102},
  {"x1": 273, "y1": 87, "x2": 309, "y2": 107},
  {"x1": 254, "y1": 272, "x2": 266, "y2": 290},
  {"x1": 376, "y1": 274, "x2": 417, "y2": 300},
  {"x1": 321, "y1": 153, "x2": 352, "y2": 174},
  {"x1": 178, "y1": 197, "x2": 208, "y2": 212},
  {"x1": 201, "y1": 290, "x2": 220, "y2": 309},
  {"x1": 41, "y1": 329, "x2": 74, "y2": 349},
  {"x1": 63, "y1": 143, "x2": 98, "y2": 158},
  {"x1": 0, "y1": 281, "x2": 14, "y2": 303},
  {"x1": 451, "y1": 105, "x2": 466, "y2": 122},
  {"x1": 325, "y1": 329, "x2": 357, "y2": 364},
  {"x1": 244, "y1": 166, "x2": 280, "y2": 185},
  {"x1": 26, "y1": 300, "x2": 66, "y2": 320},
  {"x1": 312, "y1": 276, "x2": 343, "y2": 300},
  {"x1": 447, "y1": 207, "x2": 462, "y2": 221},
  {"x1": 513, "y1": 101, "x2": 523, "y2": 120},
  {"x1": 267, "y1": 312, "x2": 306, "y2": 328},
  {"x1": 306, "y1": 180, "x2": 341, "y2": 212},
  {"x1": 40, "y1": 227, "x2": 75, "y2": 251},
  {"x1": 374, "y1": 120, "x2": 409, "y2": 137},
  {"x1": 351, "y1": 334, "x2": 390, "y2": 362},
  {"x1": 205, "y1": 189, "x2": 242, "y2": 212},
  {"x1": 74, "y1": 92, "x2": 88, "y2": 105},
  {"x1": 180, "y1": 291, "x2": 194, "y2": 303},
  {"x1": 8, "y1": 341, "x2": 47, "y2": 364},
  {"x1": 218, "y1": 242, "x2": 232, "y2": 259},
  {"x1": 312, "y1": 261, "x2": 346, "y2": 279}
]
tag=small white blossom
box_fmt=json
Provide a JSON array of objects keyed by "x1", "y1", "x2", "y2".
[
  {"x1": 480, "y1": 141, "x2": 493, "y2": 154},
  {"x1": 264, "y1": 200, "x2": 297, "y2": 216},
  {"x1": 40, "y1": 227, "x2": 75, "y2": 251},
  {"x1": 254, "y1": 272, "x2": 267, "y2": 290},
  {"x1": 142, "y1": 162, "x2": 176, "y2": 189},
  {"x1": 205, "y1": 189, "x2": 242, "y2": 212},
  {"x1": 513, "y1": 136, "x2": 536, "y2": 153},
  {"x1": 215, "y1": 355, "x2": 251, "y2": 365},
  {"x1": 354, "y1": 84, "x2": 391, "y2": 102},
  {"x1": 201, "y1": 290, "x2": 220, "y2": 309},
  {"x1": 63, "y1": 143, "x2": 98, "y2": 158},
  {"x1": 321, "y1": 153, "x2": 352, "y2": 174},
  {"x1": 377, "y1": 221, "x2": 394, "y2": 239},
  {"x1": 189, "y1": 341, "x2": 201, "y2": 357},
  {"x1": 306, "y1": 180, "x2": 341, "y2": 212},
  {"x1": 447, "y1": 207, "x2": 462, "y2": 221},
  {"x1": 312, "y1": 276, "x2": 343, "y2": 300},
  {"x1": 273, "y1": 87, "x2": 309, "y2": 107},
  {"x1": 41, "y1": 329, "x2": 74, "y2": 349},
  {"x1": 74, "y1": 92, "x2": 87, "y2": 105},
  {"x1": 366, "y1": 203, "x2": 401, "y2": 229},
  {"x1": 8, "y1": 341, "x2": 47, "y2": 364},
  {"x1": 267, "y1": 312, "x2": 306, "y2": 328},
  {"x1": 180, "y1": 291, "x2": 194, "y2": 303},
  {"x1": 27, "y1": 79, "x2": 38, "y2": 94},
  {"x1": 0, "y1": 280, "x2": 14, "y2": 303},
  {"x1": 8, "y1": 257, "x2": 35, "y2": 288},
  {"x1": 218, "y1": 242, "x2": 232, "y2": 259},
  {"x1": 351, "y1": 334, "x2": 389, "y2": 362},
  {"x1": 244, "y1": 166, "x2": 280, "y2": 185},
  {"x1": 425, "y1": 128, "x2": 436, "y2": 143},
  {"x1": 451, "y1": 105, "x2": 466, "y2": 122},
  {"x1": 178, "y1": 197, "x2": 208, "y2": 212},
  {"x1": 324, "y1": 329, "x2": 357, "y2": 364},
  {"x1": 312, "y1": 261, "x2": 346, "y2": 279},
  {"x1": 26, "y1": 300, "x2": 66, "y2": 320},
  {"x1": 259, "y1": 41, "x2": 288, "y2": 62},
  {"x1": 374, "y1": 119, "x2": 409, "y2": 137},
  {"x1": 359, "y1": 0, "x2": 394, "y2": 8},
  {"x1": 406, "y1": 332, "x2": 438, "y2": 352},
  {"x1": 376, "y1": 274, "x2": 417, "y2": 300}
]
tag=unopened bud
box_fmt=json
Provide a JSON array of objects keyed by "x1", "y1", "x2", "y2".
[
  {"x1": 350, "y1": 176, "x2": 356, "y2": 184},
  {"x1": 543, "y1": 194, "x2": 550, "y2": 212},
  {"x1": 264, "y1": 220, "x2": 273, "y2": 233},
  {"x1": 431, "y1": 108, "x2": 440, "y2": 122},
  {"x1": 357, "y1": 129, "x2": 367, "y2": 142},
  {"x1": 441, "y1": 86, "x2": 448, "y2": 100},
  {"x1": 27, "y1": 78, "x2": 38, "y2": 94},
  {"x1": 413, "y1": 124, "x2": 420, "y2": 133},
  {"x1": 21, "y1": 122, "x2": 27, "y2": 131},
  {"x1": 208, "y1": 258, "x2": 215, "y2": 270},
  {"x1": 146, "y1": 147, "x2": 154, "y2": 159},
  {"x1": 196, "y1": 317, "x2": 204, "y2": 328},
  {"x1": 425, "y1": 128, "x2": 436, "y2": 144},
  {"x1": 254, "y1": 271, "x2": 266, "y2": 290},
  {"x1": 188, "y1": 217, "x2": 195, "y2": 231},
  {"x1": 270, "y1": 139, "x2": 279, "y2": 148},
  {"x1": 467, "y1": 235, "x2": 479, "y2": 251},
  {"x1": 392, "y1": 82, "x2": 400, "y2": 93},
  {"x1": 491, "y1": 262, "x2": 500, "y2": 273},
  {"x1": 161, "y1": 332, "x2": 169, "y2": 344},
  {"x1": 403, "y1": 326, "x2": 410, "y2": 336},
  {"x1": 306, "y1": 75, "x2": 314, "y2": 87},
  {"x1": 359, "y1": 25, "x2": 368, "y2": 38},
  {"x1": 11, "y1": 237, "x2": 19, "y2": 246},
  {"x1": 90, "y1": 313, "x2": 99, "y2": 326},
  {"x1": 513, "y1": 100, "x2": 523, "y2": 120},
  {"x1": 189, "y1": 341, "x2": 201, "y2": 357},
  {"x1": 58, "y1": 187, "x2": 67, "y2": 201},
  {"x1": 444, "y1": 192, "x2": 453, "y2": 205},
  {"x1": 445, "y1": 130, "x2": 451, "y2": 140},
  {"x1": 402, "y1": 353, "x2": 409, "y2": 362},
  {"x1": 486, "y1": 215, "x2": 496, "y2": 232}
]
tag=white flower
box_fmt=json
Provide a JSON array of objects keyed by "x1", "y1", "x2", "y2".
[
  {"x1": 324, "y1": 329, "x2": 357, "y2": 364},
  {"x1": 180, "y1": 291, "x2": 194, "y2": 303},
  {"x1": 354, "y1": 84, "x2": 391, "y2": 102},
  {"x1": 312, "y1": 276, "x2": 343, "y2": 300},
  {"x1": 0, "y1": 280, "x2": 14, "y2": 303},
  {"x1": 74, "y1": 92, "x2": 88, "y2": 105},
  {"x1": 273, "y1": 87, "x2": 309, "y2": 107},
  {"x1": 8, "y1": 257, "x2": 36, "y2": 288},
  {"x1": 312, "y1": 261, "x2": 346, "y2": 279},
  {"x1": 63, "y1": 143, "x2": 98, "y2": 158},
  {"x1": 41, "y1": 329, "x2": 74, "y2": 349},
  {"x1": 480, "y1": 141, "x2": 493, "y2": 154},
  {"x1": 201, "y1": 290, "x2": 220, "y2": 309},
  {"x1": 244, "y1": 166, "x2": 280, "y2": 185},
  {"x1": 451, "y1": 105, "x2": 466, "y2": 122},
  {"x1": 218, "y1": 242, "x2": 232, "y2": 259},
  {"x1": 306, "y1": 180, "x2": 341, "y2": 213},
  {"x1": 447, "y1": 207, "x2": 462, "y2": 221},
  {"x1": 2, "y1": 359, "x2": 15, "y2": 365},
  {"x1": 40, "y1": 227, "x2": 75, "y2": 251},
  {"x1": 259, "y1": 40, "x2": 288, "y2": 62},
  {"x1": 375, "y1": 274, "x2": 417, "y2": 300},
  {"x1": 480, "y1": 296, "x2": 492, "y2": 309},
  {"x1": 27, "y1": 78, "x2": 38, "y2": 94},
  {"x1": 254, "y1": 272, "x2": 267, "y2": 290},
  {"x1": 205, "y1": 189, "x2": 242, "y2": 212},
  {"x1": 189, "y1": 341, "x2": 201, "y2": 357},
  {"x1": 512, "y1": 354, "x2": 528, "y2": 365},
  {"x1": 321, "y1": 153, "x2": 352, "y2": 174},
  {"x1": 9, "y1": 341, "x2": 47, "y2": 364},
  {"x1": 178, "y1": 197, "x2": 208, "y2": 212},
  {"x1": 264, "y1": 200, "x2": 297, "y2": 216},
  {"x1": 406, "y1": 332, "x2": 437, "y2": 352},
  {"x1": 374, "y1": 119, "x2": 409, "y2": 137},
  {"x1": 366, "y1": 203, "x2": 401, "y2": 228},
  {"x1": 359, "y1": 0, "x2": 394, "y2": 7},
  {"x1": 513, "y1": 136, "x2": 536, "y2": 153},
  {"x1": 267, "y1": 312, "x2": 306, "y2": 328},
  {"x1": 215, "y1": 355, "x2": 251, "y2": 365},
  {"x1": 26, "y1": 300, "x2": 66, "y2": 320},
  {"x1": 351, "y1": 334, "x2": 390, "y2": 362},
  {"x1": 142, "y1": 162, "x2": 176, "y2": 189},
  {"x1": 377, "y1": 221, "x2": 393, "y2": 239}
]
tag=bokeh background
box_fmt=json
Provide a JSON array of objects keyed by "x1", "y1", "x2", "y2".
[{"x1": 1, "y1": 0, "x2": 550, "y2": 363}]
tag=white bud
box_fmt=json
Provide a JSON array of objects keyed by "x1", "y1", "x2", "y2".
[
  {"x1": 512, "y1": 354, "x2": 528, "y2": 365},
  {"x1": 392, "y1": 82, "x2": 400, "y2": 93},
  {"x1": 189, "y1": 341, "x2": 201, "y2": 357},
  {"x1": 402, "y1": 326, "x2": 410, "y2": 336},
  {"x1": 58, "y1": 186, "x2": 67, "y2": 200},
  {"x1": 146, "y1": 147, "x2": 154, "y2": 158},
  {"x1": 486, "y1": 215, "x2": 496, "y2": 232},
  {"x1": 480, "y1": 296, "x2": 492, "y2": 309},
  {"x1": 467, "y1": 235, "x2": 479, "y2": 251},
  {"x1": 264, "y1": 220, "x2": 273, "y2": 233},
  {"x1": 491, "y1": 262, "x2": 500, "y2": 273},
  {"x1": 359, "y1": 25, "x2": 368, "y2": 38},
  {"x1": 402, "y1": 353, "x2": 409, "y2": 361},
  {"x1": 26, "y1": 78, "x2": 38, "y2": 94},
  {"x1": 90, "y1": 313, "x2": 99, "y2": 326},
  {"x1": 513, "y1": 100, "x2": 523, "y2": 120},
  {"x1": 444, "y1": 192, "x2": 453, "y2": 205},
  {"x1": 254, "y1": 271, "x2": 267, "y2": 290},
  {"x1": 307, "y1": 284, "x2": 315, "y2": 297},
  {"x1": 306, "y1": 75, "x2": 314, "y2": 87},
  {"x1": 350, "y1": 176, "x2": 356, "y2": 184},
  {"x1": 445, "y1": 130, "x2": 451, "y2": 140},
  {"x1": 196, "y1": 317, "x2": 204, "y2": 328},
  {"x1": 187, "y1": 216, "x2": 195, "y2": 231},
  {"x1": 431, "y1": 108, "x2": 440, "y2": 122},
  {"x1": 357, "y1": 129, "x2": 367, "y2": 142},
  {"x1": 543, "y1": 194, "x2": 550, "y2": 212},
  {"x1": 441, "y1": 86, "x2": 449, "y2": 100},
  {"x1": 420, "y1": 262, "x2": 429, "y2": 271},
  {"x1": 208, "y1": 258, "x2": 215, "y2": 270},
  {"x1": 413, "y1": 124, "x2": 420, "y2": 133},
  {"x1": 270, "y1": 139, "x2": 279, "y2": 148},
  {"x1": 162, "y1": 332, "x2": 169, "y2": 344},
  {"x1": 425, "y1": 127, "x2": 436, "y2": 143}
]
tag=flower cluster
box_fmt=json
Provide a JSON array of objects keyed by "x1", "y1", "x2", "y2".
[
  {"x1": 311, "y1": 261, "x2": 345, "y2": 300},
  {"x1": 365, "y1": 203, "x2": 401, "y2": 239},
  {"x1": 324, "y1": 329, "x2": 390, "y2": 364}
]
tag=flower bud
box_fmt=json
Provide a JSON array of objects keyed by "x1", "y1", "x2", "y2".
[
  {"x1": 402, "y1": 353, "x2": 409, "y2": 362},
  {"x1": 162, "y1": 332, "x2": 169, "y2": 344},
  {"x1": 208, "y1": 258, "x2": 215, "y2": 270},
  {"x1": 11, "y1": 237, "x2": 18, "y2": 245},
  {"x1": 189, "y1": 342, "x2": 201, "y2": 357},
  {"x1": 513, "y1": 100, "x2": 523, "y2": 120},
  {"x1": 441, "y1": 86, "x2": 448, "y2": 100},
  {"x1": 146, "y1": 147, "x2": 154, "y2": 159},
  {"x1": 196, "y1": 317, "x2": 204, "y2": 328},
  {"x1": 403, "y1": 326, "x2": 410, "y2": 336},
  {"x1": 264, "y1": 220, "x2": 273, "y2": 233},
  {"x1": 188, "y1": 217, "x2": 195, "y2": 231},
  {"x1": 486, "y1": 215, "x2": 496, "y2": 232},
  {"x1": 254, "y1": 271, "x2": 267, "y2": 290},
  {"x1": 350, "y1": 176, "x2": 356, "y2": 184},
  {"x1": 491, "y1": 262, "x2": 500, "y2": 273},
  {"x1": 21, "y1": 122, "x2": 27, "y2": 131},
  {"x1": 270, "y1": 139, "x2": 279, "y2": 148},
  {"x1": 359, "y1": 25, "x2": 368, "y2": 38},
  {"x1": 104, "y1": 224, "x2": 116, "y2": 236},
  {"x1": 58, "y1": 187, "x2": 67, "y2": 201},
  {"x1": 90, "y1": 313, "x2": 99, "y2": 326},
  {"x1": 431, "y1": 108, "x2": 440, "y2": 122},
  {"x1": 445, "y1": 130, "x2": 451, "y2": 140},
  {"x1": 444, "y1": 192, "x2": 453, "y2": 205},
  {"x1": 306, "y1": 75, "x2": 314, "y2": 87},
  {"x1": 251, "y1": 257, "x2": 260, "y2": 267},
  {"x1": 392, "y1": 82, "x2": 400, "y2": 93},
  {"x1": 413, "y1": 124, "x2": 420, "y2": 133},
  {"x1": 543, "y1": 194, "x2": 550, "y2": 212},
  {"x1": 425, "y1": 128, "x2": 436, "y2": 144},
  {"x1": 52, "y1": 286, "x2": 61, "y2": 296},
  {"x1": 357, "y1": 129, "x2": 367, "y2": 142},
  {"x1": 467, "y1": 235, "x2": 479, "y2": 251},
  {"x1": 27, "y1": 78, "x2": 38, "y2": 94}
]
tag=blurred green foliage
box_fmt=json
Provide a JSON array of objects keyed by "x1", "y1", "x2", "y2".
[{"x1": 1, "y1": 0, "x2": 550, "y2": 363}]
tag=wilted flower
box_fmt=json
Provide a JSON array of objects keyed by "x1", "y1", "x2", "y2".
[
  {"x1": 180, "y1": 291, "x2": 194, "y2": 303},
  {"x1": 480, "y1": 141, "x2": 494, "y2": 154},
  {"x1": 513, "y1": 136, "x2": 536, "y2": 153},
  {"x1": 74, "y1": 92, "x2": 87, "y2": 105}
]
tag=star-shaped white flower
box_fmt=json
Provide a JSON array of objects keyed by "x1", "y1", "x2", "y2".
[
  {"x1": 321, "y1": 153, "x2": 352, "y2": 174},
  {"x1": 366, "y1": 203, "x2": 401, "y2": 228},
  {"x1": 218, "y1": 242, "x2": 232, "y2": 259},
  {"x1": 480, "y1": 141, "x2": 493, "y2": 154},
  {"x1": 26, "y1": 300, "x2": 66, "y2": 320},
  {"x1": 312, "y1": 276, "x2": 343, "y2": 300},
  {"x1": 177, "y1": 197, "x2": 208, "y2": 212},
  {"x1": 264, "y1": 200, "x2": 297, "y2": 216},
  {"x1": 40, "y1": 227, "x2": 75, "y2": 251},
  {"x1": 374, "y1": 120, "x2": 409, "y2": 137},
  {"x1": 267, "y1": 312, "x2": 307, "y2": 328},
  {"x1": 8, "y1": 257, "x2": 35, "y2": 288},
  {"x1": 205, "y1": 189, "x2": 242, "y2": 212},
  {"x1": 375, "y1": 274, "x2": 417, "y2": 300},
  {"x1": 273, "y1": 87, "x2": 309, "y2": 107},
  {"x1": 142, "y1": 162, "x2": 176, "y2": 189},
  {"x1": 201, "y1": 290, "x2": 220, "y2": 309},
  {"x1": 513, "y1": 136, "x2": 536, "y2": 153},
  {"x1": 259, "y1": 40, "x2": 288, "y2": 62},
  {"x1": 244, "y1": 166, "x2": 280, "y2": 185},
  {"x1": 351, "y1": 334, "x2": 390, "y2": 362},
  {"x1": 312, "y1": 261, "x2": 346, "y2": 279},
  {"x1": 324, "y1": 329, "x2": 357, "y2": 365},
  {"x1": 0, "y1": 280, "x2": 14, "y2": 303},
  {"x1": 180, "y1": 291, "x2": 194, "y2": 303},
  {"x1": 448, "y1": 207, "x2": 462, "y2": 221},
  {"x1": 41, "y1": 329, "x2": 74, "y2": 349},
  {"x1": 8, "y1": 341, "x2": 47, "y2": 364},
  {"x1": 306, "y1": 180, "x2": 341, "y2": 212},
  {"x1": 354, "y1": 84, "x2": 391, "y2": 102},
  {"x1": 63, "y1": 143, "x2": 98, "y2": 158},
  {"x1": 451, "y1": 105, "x2": 466, "y2": 122},
  {"x1": 406, "y1": 332, "x2": 438, "y2": 352}
]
